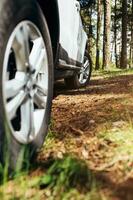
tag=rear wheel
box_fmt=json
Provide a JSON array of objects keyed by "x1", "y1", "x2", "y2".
[
  {"x1": 65, "y1": 53, "x2": 92, "y2": 89},
  {"x1": 0, "y1": 0, "x2": 53, "y2": 171}
]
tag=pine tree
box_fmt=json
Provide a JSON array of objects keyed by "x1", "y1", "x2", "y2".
[
  {"x1": 120, "y1": 0, "x2": 128, "y2": 68},
  {"x1": 95, "y1": 0, "x2": 102, "y2": 70},
  {"x1": 102, "y1": 0, "x2": 111, "y2": 69}
]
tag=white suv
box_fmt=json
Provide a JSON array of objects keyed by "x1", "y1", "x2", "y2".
[{"x1": 0, "y1": 0, "x2": 92, "y2": 170}]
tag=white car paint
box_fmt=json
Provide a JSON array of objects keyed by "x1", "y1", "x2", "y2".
[{"x1": 57, "y1": 0, "x2": 87, "y2": 64}]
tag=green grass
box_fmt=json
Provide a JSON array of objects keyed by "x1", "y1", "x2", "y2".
[
  {"x1": 1, "y1": 68, "x2": 133, "y2": 200},
  {"x1": 93, "y1": 68, "x2": 133, "y2": 78},
  {"x1": 0, "y1": 125, "x2": 110, "y2": 200},
  {"x1": 96, "y1": 117, "x2": 133, "y2": 176},
  {"x1": 0, "y1": 124, "x2": 111, "y2": 199},
  {"x1": 0, "y1": 154, "x2": 110, "y2": 200}
]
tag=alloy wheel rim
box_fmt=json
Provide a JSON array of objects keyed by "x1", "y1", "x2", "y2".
[
  {"x1": 3, "y1": 21, "x2": 49, "y2": 144},
  {"x1": 78, "y1": 56, "x2": 90, "y2": 84}
]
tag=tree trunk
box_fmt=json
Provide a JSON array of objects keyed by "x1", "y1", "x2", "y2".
[
  {"x1": 87, "y1": 6, "x2": 93, "y2": 56},
  {"x1": 120, "y1": 0, "x2": 127, "y2": 69},
  {"x1": 95, "y1": 0, "x2": 102, "y2": 70},
  {"x1": 114, "y1": 0, "x2": 119, "y2": 68},
  {"x1": 130, "y1": 0, "x2": 133, "y2": 68},
  {"x1": 102, "y1": 0, "x2": 111, "y2": 69}
]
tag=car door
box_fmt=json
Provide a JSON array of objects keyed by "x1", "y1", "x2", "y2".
[{"x1": 57, "y1": 0, "x2": 87, "y2": 65}]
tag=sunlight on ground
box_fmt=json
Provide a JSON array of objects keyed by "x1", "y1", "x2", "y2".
[{"x1": 0, "y1": 69, "x2": 133, "y2": 200}]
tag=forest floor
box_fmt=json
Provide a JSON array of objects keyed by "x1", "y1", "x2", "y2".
[{"x1": 0, "y1": 69, "x2": 133, "y2": 200}]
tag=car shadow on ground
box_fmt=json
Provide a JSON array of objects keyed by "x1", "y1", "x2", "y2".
[{"x1": 54, "y1": 74, "x2": 133, "y2": 97}]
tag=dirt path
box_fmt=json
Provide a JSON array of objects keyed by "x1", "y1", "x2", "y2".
[
  {"x1": 38, "y1": 73, "x2": 133, "y2": 200},
  {"x1": 2, "y1": 73, "x2": 133, "y2": 200}
]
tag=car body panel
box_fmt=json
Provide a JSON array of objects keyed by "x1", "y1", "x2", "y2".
[{"x1": 57, "y1": 0, "x2": 87, "y2": 65}]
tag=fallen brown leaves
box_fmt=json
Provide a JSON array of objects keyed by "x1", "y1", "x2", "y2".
[{"x1": 45, "y1": 74, "x2": 133, "y2": 199}]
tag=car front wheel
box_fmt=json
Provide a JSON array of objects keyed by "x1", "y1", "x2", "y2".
[{"x1": 0, "y1": 0, "x2": 53, "y2": 171}]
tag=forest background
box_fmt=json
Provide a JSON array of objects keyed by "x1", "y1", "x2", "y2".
[{"x1": 81, "y1": 0, "x2": 133, "y2": 70}]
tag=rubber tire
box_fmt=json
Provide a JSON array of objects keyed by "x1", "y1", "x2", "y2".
[
  {"x1": 65, "y1": 53, "x2": 92, "y2": 89},
  {"x1": 0, "y1": 0, "x2": 53, "y2": 171}
]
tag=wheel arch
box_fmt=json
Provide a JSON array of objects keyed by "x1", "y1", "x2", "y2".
[{"x1": 37, "y1": 0, "x2": 60, "y2": 63}]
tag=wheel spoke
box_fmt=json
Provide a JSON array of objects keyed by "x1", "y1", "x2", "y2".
[
  {"x1": 20, "y1": 98, "x2": 35, "y2": 140},
  {"x1": 5, "y1": 72, "x2": 26, "y2": 98},
  {"x1": 84, "y1": 72, "x2": 89, "y2": 79},
  {"x1": 29, "y1": 98, "x2": 35, "y2": 138},
  {"x1": 22, "y1": 24, "x2": 30, "y2": 60},
  {"x1": 79, "y1": 73, "x2": 84, "y2": 83},
  {"x1": 7, "y1": 90, "x2": 26, "y2": 120},
  {"x1": 34, "y1": 110, "x2": 44, "y2": 133},
  {"x1": 34, "y1": 90, "x2": 47, "y2": 109},
  {"x1": 36, "y1": 83, "x2": 48, "y2": 96},
  {"x1": 29, "y1": 38, "x2": 44, "y2": 68},
  {"x1": 13, "y1": 24, "x2": 30, "y2": 71},
  {"x1": 33, "y1": 49, "x2": 46, "y2": 79},
  {"x1": 84, "y1": 60, "x2": 89, "y2": 70}
]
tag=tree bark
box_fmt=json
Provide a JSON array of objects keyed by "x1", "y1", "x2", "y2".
[
  {"x1": 114, "y1": 0, "x2": 119, "y2": 68},
  {"x1": 130, "y1": 0, "x2": 133, "y2": 68},
  {"x1": 95, "y1": 0, "x2": 102, "y2": 70},
  {"x1": 102, "y1": 0, "x2": 111, "y2": 69},
  {"x1": 120, "y1": 0, "x2": 127, "y2": 69}
]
